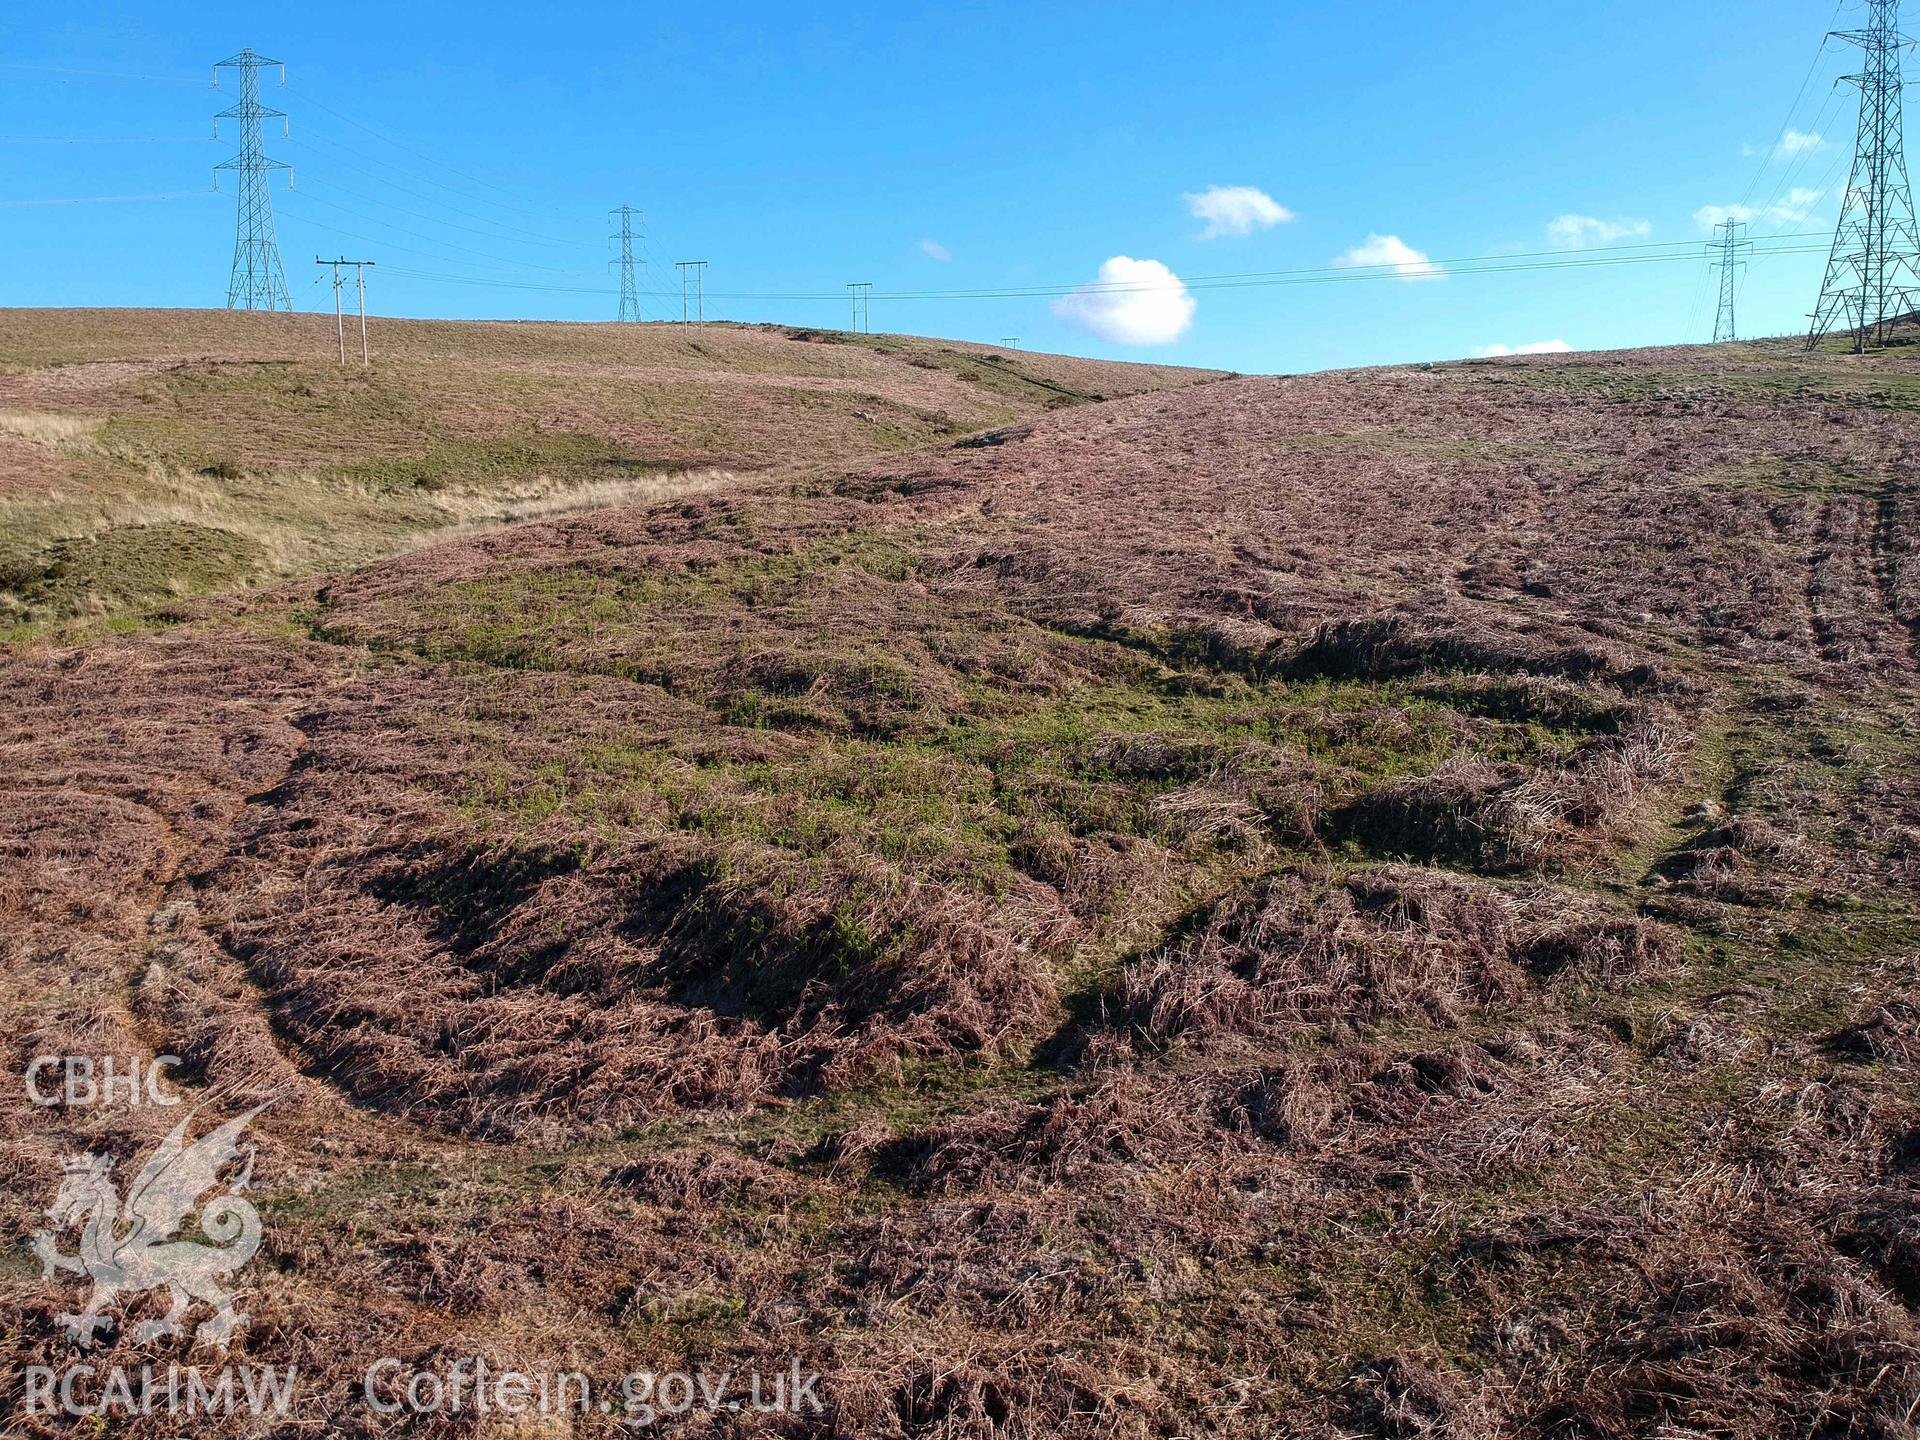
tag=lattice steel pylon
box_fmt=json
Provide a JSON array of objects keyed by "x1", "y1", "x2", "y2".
[
  {"x1": 1710, "y1": 220, "x2": 1751, "y2": 343},
  {"x1": 1808, "y1": 0, "x2": 1920, "y2": 351},
  {"x1": 609, "y1": 205, "x2": 642, "y2": 322},
  {"x1": 213, "y1": 49, "x2": 292, "y2": 312}
]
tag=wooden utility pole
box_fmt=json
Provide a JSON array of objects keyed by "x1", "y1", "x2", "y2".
[
  {"x1": 316, "y1": 257, "x2": 375, "y2": 366},
  {"x1": 354, "y1": 259, "x2": 374, "y2": 365},
  {"x1": 676, "y1": 261, "x2": 708, "y2": 328},
  {"x1": 319, "y1": 257, "x2": 344, "y2": 364}
]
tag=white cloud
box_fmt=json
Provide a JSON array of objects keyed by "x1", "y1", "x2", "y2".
[
  {"x1": 1184, "y1": 184, "x2": 1294, "y2": 239},
  {"x1": 1051, "y1": 255, "x2": 1196, "y2": 346},
  {"x1": 1547, "y1": 214, "x2": 1653, "y2": 249},
  {"x1": 1694, "y1": 186, "x2": 1825, "y2": 230},
  {"x1": 1478, "y1": 339, "x2": 1575, "y2": 358},
  {"x1": 1333, "y1": 233, "x2": 1444, "y2": 281},
  {"x1": 1748, "y1": 129, "x2": 1826, "y2": 160},
  {"x1": 920, "y1": 238, "x2": 953, "y2": 262}
]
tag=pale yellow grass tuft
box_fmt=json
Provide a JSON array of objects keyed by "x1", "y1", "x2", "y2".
[
  {"x1": 0, "y1": 410, "x2": 102, "y2": 450},
  {"x1": 422, "y1": 468, "x2": 740, "y2": 542}
]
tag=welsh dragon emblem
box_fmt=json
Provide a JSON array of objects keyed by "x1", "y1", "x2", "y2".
[{"x1": 30, "y1": 1099, "x2": 273, "y2": 1351}]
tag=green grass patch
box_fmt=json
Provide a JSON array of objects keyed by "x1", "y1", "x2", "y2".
[
  {"x1": 1, "y1": 521, "x2": 266, "y2": 615},
  {"x1": 342, "y1": 432, "x2": 672, "y2": 494}
]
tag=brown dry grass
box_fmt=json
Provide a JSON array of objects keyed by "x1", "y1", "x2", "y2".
[
  {"x1": 2, "y1": 324, "x2": 1919, "y2": 1437},
  {"x1": 0, "y1": 308, "x2": 1222, "y2": 628}
]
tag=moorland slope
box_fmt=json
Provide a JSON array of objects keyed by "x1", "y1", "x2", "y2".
[
  {"x1": 0, "y1": 308, "x2": 1219, "y2": 629},
  {"x1": 2, "y1": 321, "x2": 1917, "y2": 1437}
]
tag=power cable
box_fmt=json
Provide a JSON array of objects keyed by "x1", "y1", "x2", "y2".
[
  {"x1": 278, "y1": 191, "x2": 593, "y2": 274},
  {"x1": 0, "y1": 134, "x2": 216, "y2": 144},
  {"x1": 0, "y1": 190, "x2": 216, "y2": 207},
  {"x1": 375, "y1": 240, "x2": 1828, "y2": 304},
  {"x1": 285, "y1": 129, "x2": 600, "y2": 249}
]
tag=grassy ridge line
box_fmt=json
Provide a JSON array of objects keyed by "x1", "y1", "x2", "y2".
[{"x1": 0, "y1": 309, "x2": 1226, "y2": 635}]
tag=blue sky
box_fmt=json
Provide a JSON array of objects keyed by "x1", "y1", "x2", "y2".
[{"x1": 0, "y1": 1, "x2": 1878, "y2": 373}]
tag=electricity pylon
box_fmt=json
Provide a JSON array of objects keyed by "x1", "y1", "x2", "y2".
[
  {"x1": 213, "y1": 48, "x2": 292, "y2": 312},
  {"x1": 1808, "y1": 0, "x2": 1920, "y2": 350},
  {"x1": 610, "y1": 205, "x2": 642, "y2": 322},
  {"x1": 1709, "y1": 220, "x2": 1750, "y2": 342}
]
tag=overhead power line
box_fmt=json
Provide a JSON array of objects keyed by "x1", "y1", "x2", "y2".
[
  {"x1": 1745, "y1": 84, "x2": 1850, "y2": 239},
  {"x1": 381, "y1": 265, "x2": 613, "y2": 293},
  {"x1": 0, "y1": 134, "x2": 216, "y2": 144},
  {"x1": 841, "y1": 238, "x2": 1829, "y2": 302},
  {"x1": 0, "y1": 50, "x2": 1843, "y2": 335},
  {"x1": 283, "y1": 130, "x2": 601, "y2": 249},
  {"x1": 272, "y1": 208, "x2": 1827, "y2": 309},
  {"x1": 10, "y1": 55, "x2": 608, "y2": 270},
  {"x1": 1733, "y1": 0, "x2": 1848, "y2": 215},
  {"x1": 0, "y1": 61, "x2": 201, "y2": 84},
  {"x1": 0, "y1": 190, "x2": 215, "y2": 207},
  {"x1": 376, "y1": 237, "x2": 1828, "y2": 305},
  {"x1": 297, "y1": 93, "x2": 573, "y2": 224},
  {"x1": 281, "y1": 189, "x2": 587, "y2": 272},
  {"x1": 272, "y1": 207, "x2": 595, "y2": 284}
]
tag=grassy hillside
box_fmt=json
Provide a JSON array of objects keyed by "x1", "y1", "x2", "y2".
[
  {"x1": 2, "y1": 331, "x2": 1917, "y2": 1437},
  {"x1": 0, "y1": 308, "x2": 1224, "y2": 631}
]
